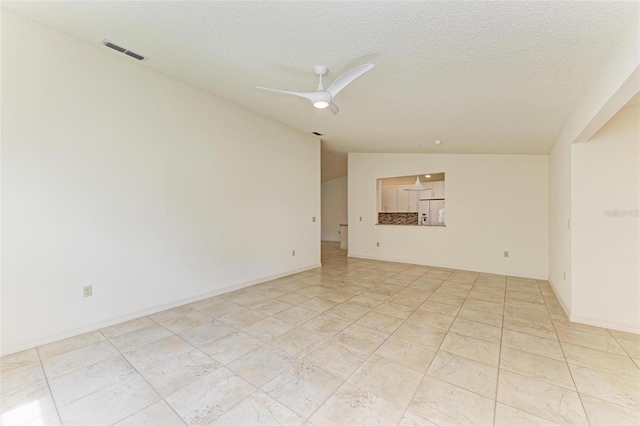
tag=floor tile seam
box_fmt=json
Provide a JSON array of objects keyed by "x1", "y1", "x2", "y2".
[
  {"x1": 180, "y1": 364, "x2": 259, "y2": 424},
  {"x1": 272, "y1": 328, "x2": 332, "y2": 357},
  {"x1": 35, "y1": 333, "x2": 108, "y2": 363},
  {"x1": 612, "y1": 338, "x2": 640, "y2": 361},
  {"x1": 115, "y1": 314, "x2": 195, "y2": 344},
  {"x1": 450, "y1": 322, "x2": 502, "y2": 346},
  {"x1": 549, "y1": 317, "x2": 621, "y2": 338},
  {"x1": 257, "y1": 346, "x2": 355, "y2": 422},
  {"x1": 402, "y1": 317, "x2": 454, "y2": 334},
  {"x1": 552, "y1": 335, "x2": 629, "y2": 358},
  {"x1": 44, "y1": 334, "x2": 157, "y2": 423},
  {"x1": 31, "y1": 345, "x2": 64, "y2": 425},
  {"x1": 336, "y1": 348, "x2": 422, "y2": 425},
  {"x1": 0, "y1": 380, "x2": 57, "y2": 411},
  {"x1": 197, "y1": 382, "x2": 262, "y2": 424},
  {"x1": 418, "y1": 298, "x2": 463, "y2": 314},
  {"x1": 424, "y1": 356, "x2": 502, "y2": 401},
  {"x1": 146, "y1": 311, "x2": 208, "y2": 333},
  {"x1": 499, "y1": 342, "x2": 576, "y2": 365},
  {"x1": 564, "y1": 359, "x2": 640, "y2": 381},
  {"x1": 497, "y1": 363, "x2": 578, "y2": 392},
  {"x1": 494, "y1": 399, "x2": 568, "y2": 426},
  {"x1": 297, "y1": 372, "x2": 355, "y2": 422},
  {"x1": 496, "y1": 369, "x2": 590, "y2": 415},
  {"x1": 39, "y1": 338, "x2": 124, "y2": 383},
  {"x1": 501, "y1": 292, "x2": 561, "y2": 340},
  {"x1": 492, "y1": 275, "x2": 508, "y2": 426},
  {"x1": 0, "y1": 360, "x2": 49, "y2": 398},
  {"x1": 533, "y1": 300, "x2": 592, "y2": 426},
  {"x1": 605, "y1": 327, "x2": 640, "y2": 344},
  {"x1": 0, "y1": 356, "x2": 42, "y2": 376},
  {"x1": 116, "y1": 398, "x2": 177, "y2": 426},
  {"x1": 500, "y1": 322, "x2": 560, "y2": 343},
  {"x1": 126, "y1": 344, "x2": 217, "y2": 381},
  {"x1": 142, "y1": 362, "x2": 234, "y2": 424},
  {"x1": 308, "y1": 269, "x2": 436, "y2": 422},
  {"x1": 95, "y1": 328, "x2": 196, "y2": 425},
  {"x1": 558, "y1": 337, "x2": 640, "y2": 365},
  {"x1": 39, "y1": 350, "x2": 129, "y2": 405},
  {"x1": 506, "y1": 280, "x2": 542, "y2": 294},
  {"x1": 436, "y1": 346, "x2": 500, "y2": 369},
  {"x1": 503, "y1": 295, "x2": 546, "y2": 305},
  {"x1": 396, "y1": 276, "x2": 476, "y2": 424},
  {"x1": 457, "y1": 304, "x2": 505, "y2": 319},
  {"x1": 574, "y1": 386, "x2": 640, "y2": 413}
]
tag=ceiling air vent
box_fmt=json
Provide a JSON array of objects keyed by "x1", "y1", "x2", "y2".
[{"x1": 102, "y1": 40, "x2": 148, "y2": 61}]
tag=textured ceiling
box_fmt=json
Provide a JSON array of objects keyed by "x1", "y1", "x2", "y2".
[{"x1": 2, "y1": 1, "x2": 638, "y2": 181}]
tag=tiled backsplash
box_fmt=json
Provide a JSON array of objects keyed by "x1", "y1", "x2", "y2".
[{"x1": 377, "y1": 212, "x2": 419, "y2": 225}]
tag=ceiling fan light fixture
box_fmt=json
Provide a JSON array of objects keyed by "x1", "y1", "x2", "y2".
[{"x1": 256, "y1": 63, "x2": 374, "y2": 116}]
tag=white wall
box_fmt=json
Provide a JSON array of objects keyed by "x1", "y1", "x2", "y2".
[
  {"x1": 548, "y1": 16, "x2": 639, "y2": 317},
  {"x1": 349, "y1": 153, "x2": 549, "y2": 279},
  {"x1": 321, "y1": 176, "x2": 347, "y2": 242},
  {"x1": 571, "y1": 105, "x2": 639, "y2": 332},
  {"x1": 549, "y1": 138, "x2": 572, "y2": 312},
  {"x1": 1, "y1": 12, "x2": 321, "y2": 355}
]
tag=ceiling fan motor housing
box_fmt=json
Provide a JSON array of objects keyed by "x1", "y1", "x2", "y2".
[
  {"x1": 314, "y1": 65, "x2": 328, "y2": 76},
  {"x1": 313, "y1": 91, "x2": 331, "y2": 104}
]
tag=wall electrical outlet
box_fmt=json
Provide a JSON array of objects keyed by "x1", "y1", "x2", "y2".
[
  {"x1": 359, "y1": 217, "x2": 362, "y2": 221},
  {"x1": 312, "y1": 217, "x2": 316, "y2": 222},
  {"x1": 83, "y1": 285, "x2": 93, "y2": 297},
  {"x1": 376, "y1": 242, "x2": 380, "y2": 247},
  {"x1": 504, "y1": 251, "x2": 509, "y2": 258},
  {"x1": 292, "y1": 250, "x2": 296, "y2": 256}
]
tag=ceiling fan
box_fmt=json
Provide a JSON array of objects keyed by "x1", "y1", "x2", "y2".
[{"x1": 256, "y1": 64, "x2": 374, "y2": 115}]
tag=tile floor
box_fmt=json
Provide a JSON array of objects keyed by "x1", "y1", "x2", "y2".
[{"x1": 1, "y1": 241, "x2": 639, "y2": 425}]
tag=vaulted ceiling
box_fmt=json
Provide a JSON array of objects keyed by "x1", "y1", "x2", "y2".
[{"x1": 3, "y1": 1, "x2": 637, "y2": 180}]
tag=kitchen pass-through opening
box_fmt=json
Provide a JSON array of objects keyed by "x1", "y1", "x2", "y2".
[{"x1": 377, "y1": 173, "x2": 445, "y2": 226}]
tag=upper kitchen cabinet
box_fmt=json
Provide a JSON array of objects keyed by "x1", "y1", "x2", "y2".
[
  {"x1": 419, "y1": 180, "x2": 445, "y2": 200},
  {"x1": 381, "y1": 186, "x2": 398, "y2": 212},
  {"x1": 397, "y1": 185, "x2": 419, "y2": 212},
  {"x1": 433, "y1": 181, "x2": 445, "y2": 199},
  {"x1": 419, "y1": 182, "x2": 433, "y2": 200}
]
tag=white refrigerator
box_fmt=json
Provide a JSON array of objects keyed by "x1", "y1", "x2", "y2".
[{"x1": 418, "y1": 200, "x2": 445, "y2": 226}]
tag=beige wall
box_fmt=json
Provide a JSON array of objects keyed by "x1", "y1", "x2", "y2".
[
  {"x1": 349, "y1": 153, "x2": 549, "y2": 278},
  {"x1": 321, "y1": 176, "x2": 348, "y2": 242},
  {"x1": 549, "y1": 136, "x2": 573, "y2": 312},
  {"x1": 548, "y1": 16, "x2": 639, "y2": 319},
  {"x1": 1, "y1": 12, "x2": 321, "y2": 354},
  {"x1": 571, "y1": 105, "x2": 639, "y2": 332}
]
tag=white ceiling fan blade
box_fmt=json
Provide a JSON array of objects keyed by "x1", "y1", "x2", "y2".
[
  {"x1": 327, "y1": 102, "x2": 339, "y2": 115},
  {"x1": 256, "y1": 86, "x2": 318, "y2": 102},
  {"x1": 326, "y1": 63, "x2": 374, "y2": 98}
]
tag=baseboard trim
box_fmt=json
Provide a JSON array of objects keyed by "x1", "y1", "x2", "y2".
[
  {"x1": 569, "y1": 314, "x2": 640, "y2": 335},
  {"x1": 0, "y1": 263, "x2": 321, "y2": 356},
  {"x1": 547, "y1": 278, "x2": 572, "y2": 319},
  {"x1": 542, "y1": 280, "x2": 639, "y2": 334},
  {"x1": 347, "y1": 253, "x2": 547, "y2": 280}
]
